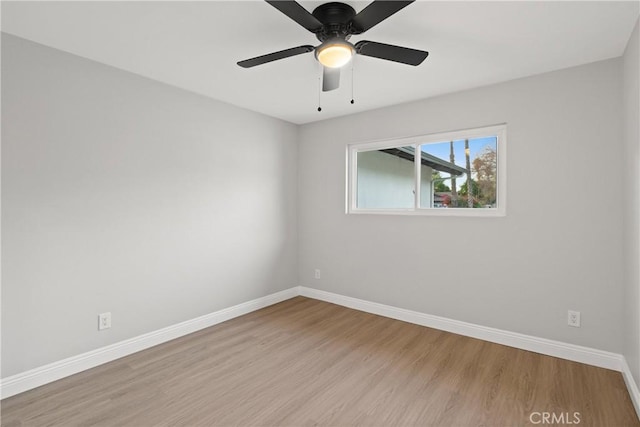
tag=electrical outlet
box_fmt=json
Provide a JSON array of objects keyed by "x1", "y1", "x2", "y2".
[
  {"x1": 568, "y1": 310, "x2": 580, "y2": 327},
  {"x1": 98, "y1": 312, "x2": 112, "y2": 330},
  {"x1": 314, "y1": 269, "x2": 321, "y2": 279}
]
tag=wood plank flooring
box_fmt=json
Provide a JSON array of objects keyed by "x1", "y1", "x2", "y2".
[{"x1": 2, "y1": 296, "x2": 638, "y2": 426}]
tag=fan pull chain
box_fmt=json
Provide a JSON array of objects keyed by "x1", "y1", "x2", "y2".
[
  {"x1": 317, "y1": 75, "x2": 322, "y2": 112},
  {"x1": 350, "y1": 60, "x2": 355, "y2": 105}
]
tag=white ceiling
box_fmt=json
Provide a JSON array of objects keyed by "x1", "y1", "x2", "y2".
[{"x1": 2, "y1": 1, "x2": 638, "y2": 124}]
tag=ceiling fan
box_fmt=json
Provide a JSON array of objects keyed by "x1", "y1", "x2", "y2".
[{"x1": 237, "y1": 0, "x2": 429, "y2": 92}]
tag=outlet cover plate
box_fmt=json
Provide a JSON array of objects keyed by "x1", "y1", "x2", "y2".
[
  {"x1": 98, "y1": 312, "x2": 112, "y2": 330},
  {"x1": 568, "y1": 310, "x2": 581, "y2": 327}
]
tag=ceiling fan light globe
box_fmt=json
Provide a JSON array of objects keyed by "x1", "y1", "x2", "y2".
[{"x1": 316, "y1": 41, "x2": 354, "y2": 68}]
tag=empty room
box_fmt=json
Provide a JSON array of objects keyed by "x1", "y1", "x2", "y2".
[{"x1": 1, "y1": 0, "x2": 640, "y2": 425}]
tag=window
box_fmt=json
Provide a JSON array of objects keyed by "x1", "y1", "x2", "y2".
[{"x1": 347, "y1": 124, "x2": 506, "y2": 216}]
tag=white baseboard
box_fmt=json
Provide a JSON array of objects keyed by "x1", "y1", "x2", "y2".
[
  {"x1": 298, "y1": 287, "x2": 623, "y2": 370},
  {"x1": 0, "y1": 287, "x2": 298, "y2": 399},
  {"x1": 622, "y1": 358, "x2": 640, "y2": 420},
  {"x1": 3, "y1": 284, "x2": 639, "y2": 422}
]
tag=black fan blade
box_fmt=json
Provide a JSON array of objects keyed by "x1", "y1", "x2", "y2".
[
  {"x1": 266, "y1": 1, "x2": 323, "y2": 32},
  {"x1": 351, "y1": 1, "x2": 414, "y2": 33},
  {"x1": 355, "y1": 41, "x2": 428, "y2": 66},
  {"x1": 238, "y1": 45, "x2": 315, "y2": 68},
  {"x1": 323, "y1": 67, "x2": 340, "y2": 92}
]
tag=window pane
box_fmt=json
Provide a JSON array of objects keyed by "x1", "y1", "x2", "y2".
[
  {"x1": 356, "y1": 146, "x2": 416, "y2": 209},
  {"x1": 419, "y1": 137, "x2": 497, "y2": 209}
]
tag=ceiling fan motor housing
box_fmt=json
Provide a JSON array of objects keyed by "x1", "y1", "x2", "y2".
[{"x1": 312, "y1": 2, "x2": 358, "y2": 42}]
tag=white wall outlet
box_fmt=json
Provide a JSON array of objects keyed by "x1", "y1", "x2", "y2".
[
  {"x1": 98, "y1": 312, "x2": 112, "y2": 330},
  {"x1": 568, "y1": 310, "x2": 581, "y2": 327},
  {"x1": 314, "y1": 269, "x2": 321, "y2": 279}
]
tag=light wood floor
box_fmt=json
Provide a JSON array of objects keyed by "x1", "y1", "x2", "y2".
[{"x1": 2, "y1": 297, "x2": 638, "y2": 426}]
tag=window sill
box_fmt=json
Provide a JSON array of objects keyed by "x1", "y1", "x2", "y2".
[{"x1": 347, "y1": 208, "x2": 506, "y2": 217}]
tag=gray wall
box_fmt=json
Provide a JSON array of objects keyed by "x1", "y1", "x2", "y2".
[
  {"x1": 623, "y1": 18, "x2": 640, "y2": 384},
  {"x1": 1, "y1": 34, "x2": 298, "y2": 377},
  {"x1": 298, "y1": 58, "x2": 624, "y2": 353}
]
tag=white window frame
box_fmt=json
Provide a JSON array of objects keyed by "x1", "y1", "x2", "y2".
[{"x1": 347, "y1": 124, "x2": 507, "y2": 217}]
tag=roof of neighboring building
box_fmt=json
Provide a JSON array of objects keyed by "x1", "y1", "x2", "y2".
[{"x1": 380, "y1": 147, "x2": 468, "y2": 176}]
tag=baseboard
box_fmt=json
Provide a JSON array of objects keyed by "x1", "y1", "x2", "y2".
[
  {"x1": 622, "y1": 358, "x2": 640, "y2": 420},
  {"x1": 0, "y1": 287, "x2": 298, "y2": 399},
  {"x1": 3, "y1": 284, "x2": 638, "y2": 419},
  {"x1": 298, "y1": 287, "x2": 624, "y2": 371}
]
